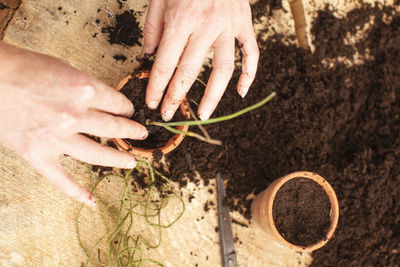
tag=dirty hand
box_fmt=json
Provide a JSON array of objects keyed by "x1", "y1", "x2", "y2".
[
  {"x1": 0, "y1": 42, "x2": 148, "y2": 206},
  {"x1": 141, "y1": 0, "x2": 259, "y2": 121}
]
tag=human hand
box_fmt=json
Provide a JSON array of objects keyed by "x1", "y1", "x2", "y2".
[
  {"x1": 0, "y1": 43, "x2": 148, "y2": 206},
  {"x1": 141, "y1": 0, "x2": 259, "y2": 121}
]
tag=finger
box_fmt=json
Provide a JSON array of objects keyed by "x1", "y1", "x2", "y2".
[
  {"x1": 236, "y1": 27, "x2": 259, "y2": 98},
  {"x1": 89, "y1": 80, "x2": 134, "y2": 118},
  {"x1": 33, "y1": 155, "x2": 96, "y2": 206},
  {"x1": 160, "y1": 33, "x2": 214, "y2": 121},
  {"x1": 63, "y1": 134, "x2": 137, "y2": 169},
  {"x1": 77, "y1": 109, "x2": 148, "y2": 139},
  {"x1": 141, "y1": 0, "x2": 167, "y2": 57},
  {"x1": 145, "y1": 29, "x2": 189, "y2": 110},
  {"x1": 198, "y1": 33, "x2": 235, "y2": 121}
]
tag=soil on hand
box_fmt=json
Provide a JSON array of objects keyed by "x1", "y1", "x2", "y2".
[
  {"x1": 102, "y1": 10, "x2": 142, "y2": 47},
  {"x1": 273, "y1": 178, "x2": 331, "y2": 246},
  {"x1": 163, "y1": 3, "x2": 400, "y2": 266},
  {"x1": 119, "y1": 74, "x2": 182, "y2": 150}
]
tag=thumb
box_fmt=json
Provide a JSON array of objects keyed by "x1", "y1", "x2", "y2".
[
  {"x1": 141, "y1": 0, "x2": 166, "y2": 57},
  {"x1": 32, "y1": 155, "x2": 96, "y2": 206}
]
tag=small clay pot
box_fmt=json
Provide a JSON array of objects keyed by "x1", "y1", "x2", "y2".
[
  {"x1": 250, "y1": 171, "x2": 339, "y2": 252},
  {"x1": 112, "y1": 71, "x2": 190, "y2": 158}
]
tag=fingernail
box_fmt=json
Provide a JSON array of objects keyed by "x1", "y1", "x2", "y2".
[
  {"x1": 87, "y1": 194, "x2": 97, "y2": 207},
  {"x1": 199, "y1": 110, "x2": 211, "y2": 121},
  {"x1": 141, "y1": 130, "x2": 149, "y2": 139},
  {"x1": 148, "y1": 101, "x2": 158, "y2": 110},
  {"x1": 239, "y1": 86, "x2": 249, "y2": 98},
  {"x1": 127, "y1": 158, "x2": 137, "y2": 169},
  {"x1": 162, "y1": 110, "x2": 174, "y2": 121},
  {"x1": 127, "y1": 104, "x2": 135, "y2": 117}
]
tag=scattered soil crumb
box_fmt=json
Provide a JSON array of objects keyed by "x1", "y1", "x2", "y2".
[
  {"x1": 188, "y1": 194, "x2": 195, "y2": 203},
  {"x1": 113, "y1": 54, "x2": 127, "y2": 62}
]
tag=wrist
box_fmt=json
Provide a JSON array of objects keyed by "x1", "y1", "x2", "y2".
[{"x1": 0, "y1": 42, "x2": 23, "y2": 79}]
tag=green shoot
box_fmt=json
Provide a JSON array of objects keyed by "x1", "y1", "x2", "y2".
[{"x1": 146, "y1": 92, "x2": 276, "y2": 144}]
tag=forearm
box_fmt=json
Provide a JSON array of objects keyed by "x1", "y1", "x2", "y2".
[{"x1": 0, "y1": 42, "x2": 30, "y2": 82}]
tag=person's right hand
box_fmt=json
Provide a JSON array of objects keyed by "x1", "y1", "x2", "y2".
[{"x1": 0, "y1": 42, "x2": 148, "y2": 206}]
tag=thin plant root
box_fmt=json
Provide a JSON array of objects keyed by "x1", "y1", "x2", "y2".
[{"x1": 76, "y1": 161, "x2": 185, "y2": 267}]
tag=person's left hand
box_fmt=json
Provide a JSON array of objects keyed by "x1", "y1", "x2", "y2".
[{"x1": 141, "y1": 0, "x2": 259, "y2": 121}]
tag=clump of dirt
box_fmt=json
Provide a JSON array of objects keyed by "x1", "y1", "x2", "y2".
[
  {"x1": 273, "y1": 178, "x2": 331, "y2": 246},
  {"x1": 113, "y1": 54, "x2": 127, "y2": 61},
  {"x1": 164, "y1": 3, "x2": 400, "y2": 266},
  {"x1": 102, "y1": 10, "x2": 142, "y2": 47}
]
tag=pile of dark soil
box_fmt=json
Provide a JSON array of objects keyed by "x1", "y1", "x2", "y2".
[
  {"x1": 163, "y1": 3, "x2": 400, "y2": 266},
  {"x1": 273, "y1": 178, "x2": 331, "y2": 246},
  {"x1": 251, "y1": 0, "x2": 284, "y2": 18},
  {"x1": 102, "y1": 10, "x2": 142, "y2": 47},
  {"x1": 119, "y1": 72, "x2": 182, "y2": 150}
]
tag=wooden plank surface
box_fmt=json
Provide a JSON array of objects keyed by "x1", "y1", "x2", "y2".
[
  {"x1": 0, "y1": 0, "x2": 315, "y2": 266},
  {"x1": 0, "y1": 0, "x2": 19, "y2": 37},
  {"x1": 1, "y1": 0, "x2": 19, "y2": 9},
  {"x1": 0, "y1": 8, "x2": 12, "y2": 33}
]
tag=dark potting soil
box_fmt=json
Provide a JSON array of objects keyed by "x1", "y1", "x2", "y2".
[
  {"x1": 161, "y1": 3, "x2": 400, "y2": 266},
  {"x1": 113, "y1": 54, "x2": 127, "y2": 62},
  {"x1": 102, "y1": 10, "x2": 142, "y2": 47},
  {"x1": 272, "y1": 178, "x2": 331, "y2": 246},
  {"x1": 119, "y1": 73, "x2": 183, "y2": 150},
  {"x1": 251, "y1": 0, "x2": 284, "y2": 18}
]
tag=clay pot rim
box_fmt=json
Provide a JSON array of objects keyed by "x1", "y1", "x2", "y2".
[
  {"x1": 112, "y1": 72, "x2": 190, "y2": 159},
  {"x1": 268, "y1": 171, "x2": 339, "y2": 252}
]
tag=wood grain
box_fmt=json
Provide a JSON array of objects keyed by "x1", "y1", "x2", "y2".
[
  {"x1": 0, "y1": 0, "x2": 19, "y2": 9},
  {"x1": 0, "y1": 8, "x2": 12, "y2": 35}
]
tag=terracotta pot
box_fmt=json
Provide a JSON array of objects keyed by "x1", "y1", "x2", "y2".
[
  {"x1": 251, "y1": 171, "x2": 339, "y2": 252},
  {"x1": 112, "y1": 71, "x2": 190, "y2": 158}
]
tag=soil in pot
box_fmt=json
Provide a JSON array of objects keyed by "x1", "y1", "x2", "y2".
[
  {"x1": 119, "y1": 73, "x2": 184, "y2": 150},
  {"x1": 272, "y1": 178, "x2": 331, "y2": 247}
]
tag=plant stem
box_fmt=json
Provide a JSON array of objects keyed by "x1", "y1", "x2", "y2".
[
  {"x1": 188, "y1": 105, "x2": 215, "y2": 142},
  {"x1": 160, "y1": 124, "x2": 222, "y2": 145},
  {"x1": 148, "y1": 91, "x2": 276, "y2": 127},
  {"x1": 195, "y1": 77, "x2": 207, "y2": 87}
]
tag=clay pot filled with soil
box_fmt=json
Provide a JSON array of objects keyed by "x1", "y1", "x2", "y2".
[
  {"x1": 251, "y1": 171, "x2": 339, "y2": 252},
  {"x1": 112, "y1": 71, "x2": 190, "y2": 159}
]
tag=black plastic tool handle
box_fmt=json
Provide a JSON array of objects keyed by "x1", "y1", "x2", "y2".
[{"x1": 217, "y1": 172, "x2": 238, "y2": 267}]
